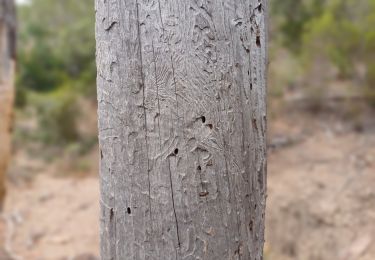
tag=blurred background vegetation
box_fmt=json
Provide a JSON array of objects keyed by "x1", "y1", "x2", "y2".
[
  {"x1": 270, "y1": 0, "x2": 375, "y2": 102},
  {"x1": 15, "y1": 0, "x2": 96, "y2": 162}
]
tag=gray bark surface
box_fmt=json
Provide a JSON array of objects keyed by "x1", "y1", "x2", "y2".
[
  {"x1": 0, "y1": 0, "x2": 16, "y2": 209},
  {"x1": 95, "y1": 0, "x2": 267, "y2": 259}
]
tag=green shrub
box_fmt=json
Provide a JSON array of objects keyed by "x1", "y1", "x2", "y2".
[
  {"x1": 298, "y1": 0, "x2": 375, "y2": 106},
  {"x1": 17, "y1": 0, "x2": 95, "y2": 95},
  {"x1": 15, "y1": 0, "x2": 96, "y2": 148},
  {"x1": 364, "y1": 22, "x2": 375, "y2": 106},
  {"x1": 271, "y1": 0, "x2": 325, "y2": 52},
  {"x1": 30, "y1": 88, "x2": 80, "y2": 144},
  {"x1": 365, "y1": 63, "x2": 375, "y2": 106}
]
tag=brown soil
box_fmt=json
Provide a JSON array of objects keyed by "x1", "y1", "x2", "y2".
[
  {"x1": 2, "y1": 171, "x2": 99, "y2": 259},
  {"x1": 266, "y1": 110, "x2": 375, "y2": 260}
]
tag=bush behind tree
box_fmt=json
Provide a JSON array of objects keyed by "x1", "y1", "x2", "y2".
[
  {"x1": 16, "y1": 0, "x2": 96, "y2": 146},
  {"x1": 272, "y1": 0, "x2": 375, "y2": 107}
]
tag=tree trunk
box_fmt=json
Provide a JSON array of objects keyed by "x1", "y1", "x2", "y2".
[
  {"x1": 0, "y1": 0, "x2": 16, "y2": 209},
  {"x1": 96, "y1": 0, "x2": 267, "y2": 259}
]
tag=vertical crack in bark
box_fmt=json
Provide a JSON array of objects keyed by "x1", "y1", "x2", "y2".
[
  {"x1": 167, "y1": 157, "x2": 181, "y2": 249},
  {"x1": 111, "y1": 167, "x2": 117, "y2": 260},
  {"x1": 223, "y1": 138, "x2": 242, "y2": 260},
  {"x1": 195, "y1": 149, "x2": 208, "y2": 202},
  {"x1": 170, "y1": 58, "x2": 179, "y2": 126},
  {"x1": 157, "y1": 0, "x2": 165, "y2": 29},
  {"x1": 136, "y1": 0, "x2": 153, "y2": 237},
  {"x1": 214, "y1": 75, "x2": 231, "y2": 253},
  {"x1": 157, "y1": 2, "x2": 181, "y2": 255},
  {"x1": 152, "y1": 42, "x2": 162, "y2": 149},
  {"x1": 227, "y1": 2, "x2": 244, "y2": 255}
]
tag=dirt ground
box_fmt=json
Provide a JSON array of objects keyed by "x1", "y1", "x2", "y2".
[
  {"x1": 1, "y1": 108, "x2": 375, "y2": 260},
  {"x1": 266, "y1": 109, "x2": 375, "y2": 260}
]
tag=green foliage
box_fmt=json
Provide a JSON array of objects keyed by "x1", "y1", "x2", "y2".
[
  {"x1": 18, "y1": 42, "x2": 65, "y2": 92},
  {"x1": 301, "y1": 0, "x2": 375, "y2": 104},
  {"x1": 29, "y1": 88, "x2": 80, "y2": 144},
  {"x1": 271, "y1": 0, "x2": 375, "y2": 106},
  {"x1": 15, "y1": 0, "x2": 96, "y2": 148},
  {"x1": 14, "y1": 82, "x2": 27, "y2": 108},
  {"x1": 17, "y1": 0, "x2": 96, "y2": 95},
  {"x1": 271, "y1": 0, "x2": 325, "y2": 52},
  {"x1": 302, "y1": 0, "x2": 363, "y2": 77},
  {"x1": 364, "y1": 13, "x2": 375, "y2": 106}
]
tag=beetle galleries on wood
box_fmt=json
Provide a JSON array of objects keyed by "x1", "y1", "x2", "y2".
[{"x1": 96, "y1": 0, "x2": 267, "y2": 259}]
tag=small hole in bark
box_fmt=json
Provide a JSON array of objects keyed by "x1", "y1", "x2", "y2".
[
  {"x1": 236, "y1": 21, "x2": 243, "y2": 27},
  {"x1": 257, "y1": 4, "x2": 262, "y2": 12},
  {"x1": 127, "y1": 207, "x2": 131, "y2": 214},
  {"x1": 174, "y1": 148, "x2": 179, "y2": 155},
  {"x1": 100, "y1": 150, "x2": 103, "y2": 159},
  {"x1": 252, "y1": 118, "x2": 258, "y2": 131},
  {"x1": 246, "y1": 48, "x2": 250, "y2": 53},
  {"x1": 250, "y1": 83, "x2": 253, "y2": 90},
  {"x1": 197, "y1": 165, "x2": 202, "y2": 171},
  {"x1": 207, "y1": 124, "x2": 213, "y2": 129},
  {"x1": 201, "y1": 116, "x2": 206, "y2": 123},
  {"x1": 256, "y1": 36, "x2": 261, "y2": 47},
  {"x1": 199, "y1": 191, "x2": 209, "y2": 197}
]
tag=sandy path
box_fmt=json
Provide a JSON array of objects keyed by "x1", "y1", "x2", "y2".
[{"x1": 3, "y1": 175, "x2": 99, "y2": 260}]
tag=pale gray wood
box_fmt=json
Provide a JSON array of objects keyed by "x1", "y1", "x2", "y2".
[
  {"x1": 0, "y1": 0, "x2": 16, "y2": 209},
  {"x1": 95, "y1": 0, "x2": 267, "y2": 259}
]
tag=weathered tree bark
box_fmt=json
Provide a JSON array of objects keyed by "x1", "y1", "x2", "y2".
[
  {"x1": 0, "y1": 0, "x2": 16, "y2": 209},
  {"x1": 96, "y1": 0, "x2": 267, "y2": 259}
]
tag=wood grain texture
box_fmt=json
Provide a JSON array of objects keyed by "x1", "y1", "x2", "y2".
[
  {"x1": 95, "y1": 0, "x2": 267, "y2": 259},
  {"x1": 0, "y1": 0, "x2": 16, "y2": 209}
]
